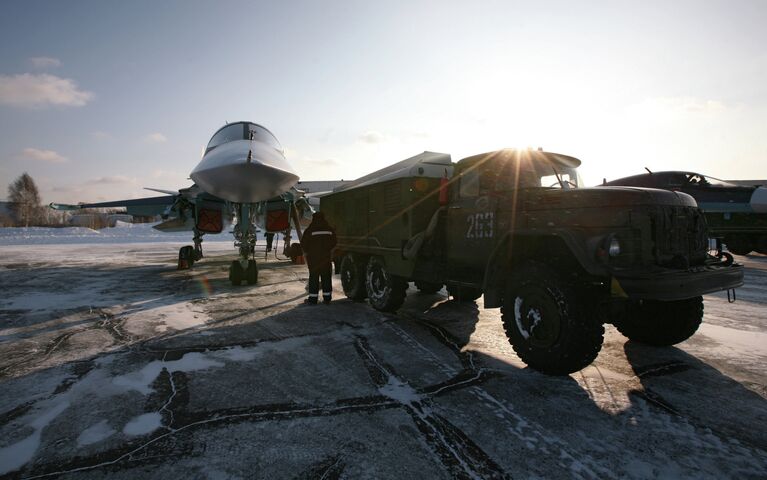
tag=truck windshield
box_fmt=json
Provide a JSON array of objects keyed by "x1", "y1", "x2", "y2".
[
  {"x1": 539, "y1": 167, "x2": 580, "y2": 189},
  {"x1": 494, "y1": 159, "x2": 581, "y2": 191}
]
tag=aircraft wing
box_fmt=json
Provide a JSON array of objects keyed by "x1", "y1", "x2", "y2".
[{"x1": 50, "y1": 195, "x2": 177, "y2": 217}]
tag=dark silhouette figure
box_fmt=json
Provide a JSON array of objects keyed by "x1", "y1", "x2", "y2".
[{"x1": 300, "y1": 212, "x2": 337, "y2": 304}]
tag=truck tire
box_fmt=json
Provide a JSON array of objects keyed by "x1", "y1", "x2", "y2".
[
  {"x1": 340, "y1": 254, "x2": 367, "y2": 301},
  {"x1": 447, "y1": 285, "x2": 482, "y2": 302},
  {"x1": 756, "y1": 235, "x2": 767, "y2": 255},
  {"x1": 415, "y1": 280, "x2": 442, "y2": 294},
  {"x1": 726, "y1": 235, "x2": 753, "y2": 256},
  {"x1": 613, "y1": 296, "x2": 703, "y2": 346},
  {"x1": 501, "y1": 262, "x2": 604, "y2": 375},
  {"x1": 365, "y1": 256, "x2": 407, "y2": 312}
]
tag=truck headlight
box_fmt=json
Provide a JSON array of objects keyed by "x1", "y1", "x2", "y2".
[{"x1": 608, "y1": 236, "x2": 621, "y2": 257}]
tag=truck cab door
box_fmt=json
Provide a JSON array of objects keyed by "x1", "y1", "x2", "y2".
[{"x1": 446, "y1": 166, "x2": 497, "y2": 271}]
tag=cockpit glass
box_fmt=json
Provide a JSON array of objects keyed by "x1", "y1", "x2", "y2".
[
  {"x1": 206, "y1": 122, "x2": 283, "y2": 153},
  {"x1": 247, "y1": 124, "x2": 283, "y2": 152},
  {"x1": 684, "y1": 173, "x2": 734, "y2": 187},
  {"x1": 703, "y1": 175, "x2": 736, "y2": 187},
  {"x1": 207, "y1": 124, "x2": 245, "y2": 151}
]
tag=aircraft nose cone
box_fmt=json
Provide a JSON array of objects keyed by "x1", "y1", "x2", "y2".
[
  {"x1": 190, "y1": 140, "x2": 299, "y2": 203},
  {"x1": 751, "y1": 186, "x2": 767, "y2": 213}
]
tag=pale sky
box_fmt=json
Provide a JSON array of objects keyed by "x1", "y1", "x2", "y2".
[{"x1": 1, "y1": 0, "x2": 765, "y2": 203}]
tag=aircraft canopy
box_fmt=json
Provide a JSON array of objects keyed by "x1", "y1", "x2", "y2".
[{"x1": 206, "y1": 122, "x2": 282, "y2": 154}]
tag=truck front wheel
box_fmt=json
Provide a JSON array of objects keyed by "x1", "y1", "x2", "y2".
[
  {"x1": 365, "y1": 256, "x2": 407, "y2": 312},
  {"x1": 340, "y1": 254, "x2": 367, "y2": 301},
  {"x1": 501, "y1": 263, "x2": 604, "y2": 375},
  {"x1": 613, "y1": 297, "x2": 703, "y2": 346}
]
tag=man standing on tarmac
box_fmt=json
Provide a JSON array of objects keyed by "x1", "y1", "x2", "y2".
[{"x1": 300, "y1": 211, "x2": 337, "y2": 305}]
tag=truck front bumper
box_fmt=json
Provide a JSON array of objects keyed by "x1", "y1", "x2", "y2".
[{"x1": 611, "y1": 263, "x2": 744, "y2": 301}]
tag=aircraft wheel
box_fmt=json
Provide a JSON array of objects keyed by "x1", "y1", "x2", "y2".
[
  {"x1": 229, "y1": 260, "x2": 244, "y2": 286},
  {"x1": 289, "y1": 243, "x2": 303, "y2": 263},
  {"x1": 246, "y1": 260, "x2": 258, "y2": 285},
  {"x1": 178, "y1": 246, "x2": 195, "y2": 270}
]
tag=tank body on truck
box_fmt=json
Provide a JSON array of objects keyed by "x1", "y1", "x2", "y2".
[{"x1": 321, "y1": 149, "x2": 744, "y2": 375}]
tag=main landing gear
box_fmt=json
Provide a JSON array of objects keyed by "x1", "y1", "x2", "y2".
[{"x1": 178, "y1": 230, "x2": 204, "y2": 269}]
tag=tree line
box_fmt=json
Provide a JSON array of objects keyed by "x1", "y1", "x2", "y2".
[
  {"x1": 2, "y1": 173, "x2": 49, "y2": 227},
  {"x1": 3, "y1": 173, "x2": 152, "y2": 228}
]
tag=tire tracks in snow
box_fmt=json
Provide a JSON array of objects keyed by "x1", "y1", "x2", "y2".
[{"x1": 388, "y1": 317, "x2": 616, "y2": 479}]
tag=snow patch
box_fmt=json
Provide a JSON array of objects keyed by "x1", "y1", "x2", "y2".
[
  {"x1": 1, "y1": 291, "x2": 103, "y2": 310},
  {"x1": 218, "y1": 345, "x2": 259, "y2": 362},
  {"x1": 378, "y1": 376, "x2": 422, "y2": 405},
  {"x1": 122, "y1": 412, "x2": 162, "y2": 436},
  {"x1": 0, "y1": 401, "x2": 70, "y2": 475},
  {"x1": 77, "y1": 419, "x2": 116, "y2": 446},
  {"x1": 697, "y1": 323, "x2": 767, "y2": 358},
  {"x1": 147, "y1": 302, "x2": 208, "y2": 332},
  {"x1": 112, "y1": 352, "x2": 224, "y2": 395},
  {"x1": 0, "y1": 222, "x2": 234, "y2": 245}
]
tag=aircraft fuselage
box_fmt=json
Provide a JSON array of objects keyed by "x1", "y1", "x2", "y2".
[{"x1": 190, "y1": 122, "x2": 299, "y2": 203}]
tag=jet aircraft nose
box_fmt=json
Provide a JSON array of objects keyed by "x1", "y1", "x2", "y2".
[{"x1": 190, "y1": 139, "x2": 299, "y2": 203}]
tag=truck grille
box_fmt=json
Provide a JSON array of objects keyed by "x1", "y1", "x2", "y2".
[{"x1": 652, "y1": 206, "x2": 708, "y2": 268}]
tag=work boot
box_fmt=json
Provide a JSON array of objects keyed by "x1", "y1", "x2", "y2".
[
  {"x1": 304, "y1": 297, "x2": 317, "y2": 305},
  {"x1": 323, "y1": 297, "x2": 331, "y2": 305}
]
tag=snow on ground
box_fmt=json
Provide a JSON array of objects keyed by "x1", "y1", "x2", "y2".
[
  {"x1": 0, "y1": 222, "x2": 300, "y2": 246},
  {"x1": 0, "y1": 228, "x2": 765, "y2": 478},
  {"x1": 0, "y1": 222, "x2": 225, "y2": 245},
  {"x1": 76, "y1": 420, "x2": 116, "y2": 447}
]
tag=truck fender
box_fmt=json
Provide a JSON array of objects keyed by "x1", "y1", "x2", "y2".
[{"x1": 481, "y1": 231, "x2": 604, "y2": 308}]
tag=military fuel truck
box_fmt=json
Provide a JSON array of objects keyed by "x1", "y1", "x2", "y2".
[{"x1": 321, "y1": 149, "x2": 744, "y2": 375}]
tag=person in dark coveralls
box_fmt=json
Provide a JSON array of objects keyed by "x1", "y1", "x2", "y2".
[{"x1": 300, "y1": 211, "x2": 337, "y2": 304}]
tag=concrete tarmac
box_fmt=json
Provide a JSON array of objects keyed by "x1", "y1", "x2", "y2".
[{"x1": 0, "y1": 243, "x2": 765, "y2": 479}]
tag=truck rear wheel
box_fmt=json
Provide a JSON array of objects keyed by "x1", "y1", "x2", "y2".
[
  {"x1": 613, "y1": 297, "x2": 703, "y2": 346},
  {"x1": 340, "y1": 254, "x2": 367, "y2": 301},
  {"x1": 756, "y1": 235, "x2": 767, "y2": 255},
  {"x1": 365, "y1": 256, "x2": 407, "y2": 312},
  {"x1": 447, "y1": 284, "x2": 482, "y2": 302},
  {"x1": 726, "y1": 235, "x2": 753, "y2": 256},
  {"x1": 501, "y1": 262, "x2": 604, "y2": 375},
  {"x1": 415, "y1": 280, "x2": 443, "y2": 294}
]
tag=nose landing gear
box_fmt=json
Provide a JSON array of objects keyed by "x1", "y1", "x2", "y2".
[{"x1": 229, "y1": 258, "x2": 258, "y2": 286}]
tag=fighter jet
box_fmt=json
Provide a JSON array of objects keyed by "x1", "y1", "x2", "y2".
[
  {"x1": 51, "y1": 121, "x2": 313, "y2": 285},
  {"x1": 603, "y1": 170, "x2": 767, "y2": 255}
]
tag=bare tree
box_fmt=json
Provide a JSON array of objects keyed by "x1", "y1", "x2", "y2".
[{"x1": 7, "y1": 173, "x2": 43, "y2": 227}]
